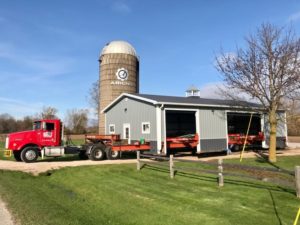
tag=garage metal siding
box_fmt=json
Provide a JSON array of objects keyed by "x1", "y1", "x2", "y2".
[
  {"x1": 199, "y1": 109, "x2": 227, "y2": 139},
  {"x1": 263, "y1": 112, "x2": 286, "y2": 137},
  {"x1": 161, "y1": 110, "x2": 165, "y2": 140},
  {"x1": 105, "y1": 98, "x2": 157, "y2": 141},
  {"x1": 200, "y1": 139, "x2": 227, "y2": 152}
]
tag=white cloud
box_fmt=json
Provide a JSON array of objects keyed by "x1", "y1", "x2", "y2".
[
  {"x1": 288, "y1": 11, "x2": 300, "y2": 22},
  {"x1": 0, "y1": 97, "x2": 43, "y2": 119},
  {"x1": 199, "y1": 82, "x2": 257, "y2": 103},
  {"x1": 0, "y1": 42, "x2": 74, "y2": 76},
  {"x1": 200, "y1": 82, "x2": 225, "y2": 99},
  {"x1": 112, "y1": 1, "x2": 131, "y2": 13}
]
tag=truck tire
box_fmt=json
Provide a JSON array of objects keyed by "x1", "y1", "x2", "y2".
[
  {"x1": 89, "y1": 146, "x2": 105, "y2": 161},
  {"x1": 13, "y1": 151, "x2": 22, "y2": 162},
  {"x1": 106, "y1": 147, "x2": 120, "y2": 160},
  {"x1": 21, "y1": 147, "x2": 39, "y2": 163}
]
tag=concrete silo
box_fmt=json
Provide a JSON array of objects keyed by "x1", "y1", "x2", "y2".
[{"x1": 98, "y1": 40, "x2": 139, "y2": 134}]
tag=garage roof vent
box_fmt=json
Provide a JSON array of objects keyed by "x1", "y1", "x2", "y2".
[{"x1": 185, "y1": 85, "x2": 200, "y2": 97}]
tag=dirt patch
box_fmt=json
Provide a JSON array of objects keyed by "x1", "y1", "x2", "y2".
[
  {"x1": 0, "y1": 198, "x2": 15, "y2": 225},
  {"x1": 0, "y1": 159, "x2": 139, "y2": 176},
  {"x1": 288, "y1": 136, "x2": 300, "y2": 143}
]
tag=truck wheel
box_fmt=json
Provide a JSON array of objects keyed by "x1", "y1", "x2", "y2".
[
  {"x1": 106, "y1": 147, "x2": 120, "y2": 160},
  {"x1": 21, "y1": 147, "x2": 39, "y2": 163},
  {"x1": 89, "y1": 146, "x2": 105, "y2": 161},
  {"x1": 13, "y1": 151, "x2": 22, "y2": 162}
]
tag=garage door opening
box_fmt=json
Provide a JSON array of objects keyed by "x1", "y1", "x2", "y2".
[
  {"x1": 166, "y1": 111, "x2": 196, "y2": 137},
  {"x1": 227, "y1": 112, "x2": 263, "y2": 150},
  {"x1": 227, "y1": 112, "x2": 261, "y2": 135}
]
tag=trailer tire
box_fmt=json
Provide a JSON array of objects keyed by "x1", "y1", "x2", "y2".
[
  {"x1": 106, "y1": 147, "x2": 120, "y2": 160},
  {"x1": 231, "y1": 145, "x2": 240, "y2": 152},
  {"x1": 89, "y1": 146, "x2": 105, "y2": 161},
  {"x1": 21, "y1": 147, "x2": 39, "y2": 163},
  {"x1": 13, "y1": 151, "x2": 22, "y2": 161}
]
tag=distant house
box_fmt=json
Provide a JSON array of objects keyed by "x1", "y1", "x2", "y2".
[{"x1": 102, "y1": 93, "x2": 287, "y2": 154}]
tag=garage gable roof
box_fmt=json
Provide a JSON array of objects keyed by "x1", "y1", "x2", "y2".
[
  {"x1": 134, "y1": 93, "x2": 262, "y2": 108},
  {"x1": 102, "y1": 93, "x2": 263, "y2": 113}
]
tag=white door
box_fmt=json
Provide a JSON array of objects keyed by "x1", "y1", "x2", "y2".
[{"x1": 123, "y1": 123, "x2": 131, "y2": 144}]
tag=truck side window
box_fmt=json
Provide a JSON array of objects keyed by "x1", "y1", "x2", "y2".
[
  {"x1": 45, "y1": 123, "x2": 55, "y2": 131},
  {"x1": 33, "y1": 121, "x2": 42, "y2": 130}
]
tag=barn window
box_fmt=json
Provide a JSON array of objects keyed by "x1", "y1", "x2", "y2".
[
  {"x1": 109, "y1": 124, "x2": 115, "y2": 134},
  {"x1": 142, "y1": 122, "x2": 150, "y2": 134}
]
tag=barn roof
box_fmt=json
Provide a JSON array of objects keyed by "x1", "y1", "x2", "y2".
[
  {"x1": 133, "y1": 93, "x2": 262, "y2": 108},
  {"x1": 102, "y1": 93, "x2": 264, "y2": 113}
]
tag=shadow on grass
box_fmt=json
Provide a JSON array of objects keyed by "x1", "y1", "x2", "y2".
[
  {"x1": 141, "y1": 163, "x2": 296, "y2": 196},
  {"x1": 254, "y1": 151, "x2": 294, "y2": 175},
  {"x1": 269, "y1": 189, "x2": 283, "y2": 225}
]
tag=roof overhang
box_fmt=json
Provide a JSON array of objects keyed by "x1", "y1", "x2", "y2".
[
  {"x1": 101, "y1": 93, "x2": 270, "y2": 114},
  {"x1": 101, "y1": 93, "x2": 158, "y2": 113}
]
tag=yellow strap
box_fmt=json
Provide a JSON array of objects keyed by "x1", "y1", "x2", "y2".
[
  {"x1": 240, "y1": 113, "x2": 253, "y2": 162},
  {"x1": 294, "y1": 207, "x2": 300, "y2": 225}
]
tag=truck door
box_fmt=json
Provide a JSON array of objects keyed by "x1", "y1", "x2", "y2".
[{"x1": 41, "y1": 122, "x2": 56, "y2": 146}]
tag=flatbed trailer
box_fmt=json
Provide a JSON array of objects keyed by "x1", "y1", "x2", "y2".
[
  {"x1": 228, "y1": 132, "x2": 265, "y2": 151},
  {"x1": 84, "y1": 133, "x2": 199, "y2": 159}
]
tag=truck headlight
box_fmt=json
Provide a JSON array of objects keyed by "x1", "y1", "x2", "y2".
[{"x1": 5, "y1": 137, "x2": 9, "y2": 149}]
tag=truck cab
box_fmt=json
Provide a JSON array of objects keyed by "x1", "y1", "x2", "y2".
[{"x1": 6, "y1": 119, "x2": 63, "y2": 162}]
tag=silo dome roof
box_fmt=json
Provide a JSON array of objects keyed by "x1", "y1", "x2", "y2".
[{"x1": 100, "y1": 40, "x2": 137, "y2": 57}]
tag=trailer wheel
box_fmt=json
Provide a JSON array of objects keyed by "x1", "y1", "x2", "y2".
[
  {"x1": 106, "y1": 147, "x2": 120, "y2": 160},
  {"x1": 21, "y1": 147, "x2": 39, "y2": 163},
  {"x1": 89, "y1": 146, "x2": 105, "y2": 161},
  {"x1": 230, "y1": 145, "x2": 240, "y2": 152}
]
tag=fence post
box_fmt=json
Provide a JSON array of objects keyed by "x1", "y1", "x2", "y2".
[
  {"x1": 295, "y1": 166, "x2": 300, "y2": 198},
  {"x1": 137, "y1": 151, "x2": 141, "y2": 171},
  {"x1": 170, "y1": 154, "x2": 174, "y2": 179},
  {"x1": 218, "y1": 159, "x2": 224, "y2": 187}
]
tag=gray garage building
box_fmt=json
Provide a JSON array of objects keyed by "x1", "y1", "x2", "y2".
[{"x1": 102, "y1": 93, "x2": 287, "y2": 154}]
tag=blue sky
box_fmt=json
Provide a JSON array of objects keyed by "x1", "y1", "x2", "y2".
[{"x1": 1, "y1": 0, "x2": 300, "y2": 119}]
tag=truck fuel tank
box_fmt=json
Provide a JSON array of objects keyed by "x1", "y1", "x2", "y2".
[{"x1": 43, "y1": 146, "x2": 65, "y2": 157}]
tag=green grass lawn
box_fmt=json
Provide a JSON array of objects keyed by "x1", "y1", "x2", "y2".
[{"x1": 0, "y1": 156, "x2": 300, "y2": 225}]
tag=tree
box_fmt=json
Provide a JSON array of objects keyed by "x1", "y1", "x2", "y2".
[
  {"x1": 36, "y1": 106, "x2": 58, "y2": 120},
  {"x1": 64, "y1": 109, "x2": 88, "y2": 134},
  {"x1": 0, "y1": 113, "x2": 17, "y2": 133},
  {"x1": 216, "y1": 23, "x2": 300, "y2": 162},
  {"x1": 87, "y1": 80, "x2": 100, "y2": 118},
  {"x1": 16, "y1": 116, "x2": 34, "y2": 131},
  {"x1": 285, "y1": 99, "x2": 300, "y2": 135}
]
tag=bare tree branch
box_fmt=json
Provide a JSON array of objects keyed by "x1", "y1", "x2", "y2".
[{"x1": 216, "y1": 23, "x2": 300, "y2": 162}]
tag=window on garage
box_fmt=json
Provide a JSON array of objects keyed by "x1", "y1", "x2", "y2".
[
  {"x1": 109, "y1": 124, "x2": 115, "y2": 134},
  {"x1": 142, "y1": 122, "x2": 150, "y2": 134}
]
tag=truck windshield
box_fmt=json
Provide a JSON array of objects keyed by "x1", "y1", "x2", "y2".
[{"x1": 33, "y1": 121, "x2": 42, "y2": 130}]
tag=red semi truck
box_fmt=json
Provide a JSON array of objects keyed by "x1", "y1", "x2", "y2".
[{"x1": 5, "y1": 119, "x2": 199, "y2": 163}]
